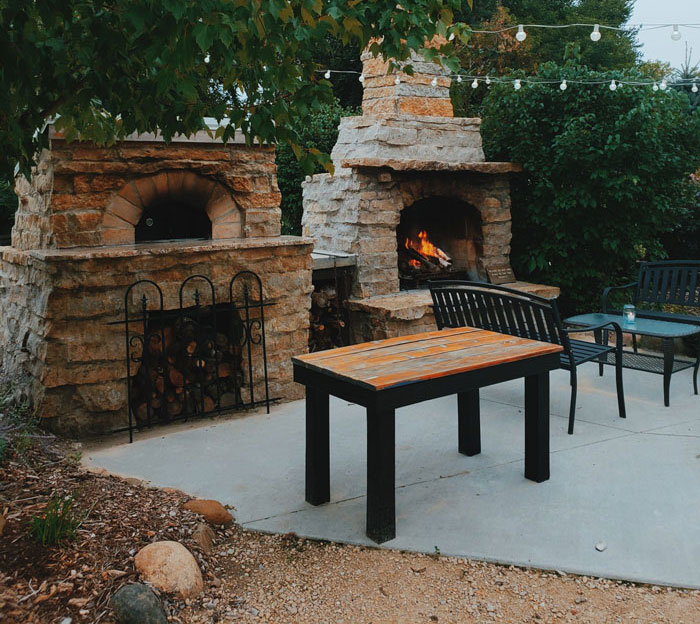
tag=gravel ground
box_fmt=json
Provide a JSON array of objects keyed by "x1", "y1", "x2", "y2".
[{"x1": 2, "y1": 426, "x2": 698, "y2": 623}]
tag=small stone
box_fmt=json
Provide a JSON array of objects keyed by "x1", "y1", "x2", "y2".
[
  {"x1": 286, "y1": 605, "x2": 298, "y2": 614},
  {"x1": 595, "y1": 542, "x2": 607, "y2": 552},
  {"x1": 134, "y1": 541, "x2": 203, "y2": 599},
  {"x1": 183, "y1": 499, "x2": 233, "y2": 526},
  {"x1": 574, "y1": 597, "x2": 587, "y2": 604},
  {"x1": 486, "y1": 603, "x2": 495, "y2": 613},
  {"x1": 193, "y1": 523, "x2": 215, "y2": 554},
  {"x1": 59, "y1": 619, "x2": 72, "y2": 624},
  {"x1": 248, "y1": 607, "x2": 259, "y2": 616},
  {"x1": 110, "y1": 583, "x2": 168, "y2": 624}
]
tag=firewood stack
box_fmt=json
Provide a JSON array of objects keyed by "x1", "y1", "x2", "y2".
[
  {"x1": 130, "y1": 311, "x2": 245, "y2": 423},
  {"x1": 309, "y1": 285, "x2": 348, "y2": 352}
]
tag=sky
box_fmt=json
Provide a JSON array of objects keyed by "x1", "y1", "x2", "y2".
[{"x1": 629, "y1": 0, "x2": 700, "y2": 70}]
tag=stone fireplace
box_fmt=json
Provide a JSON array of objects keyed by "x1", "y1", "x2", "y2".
[
  {"x1": 0, "y1": 124, "x2": 313, "y2": 435},
  {"x1": 302, "y1": 44, "x2": 558, "y2": 342}
]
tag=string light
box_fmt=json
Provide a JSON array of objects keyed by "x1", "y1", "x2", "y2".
[
  {"x1": 514, "y1": 79, "x2": 522, "y2": 90},
  {"x1": 693, "y1": 83, "x2": 699, "y2": 93},
  {"x1": 456, "y1": 75, "x2": 462, "y2": 83},
  {"x1": 324, "y1": 70, "x2": 331, "y2": 79},
  {"x1": 560, "y1": 79, "x2": 567, "y2": 91},
  {"x1": 485, "y1": 76, "x2": 491, "y2": 85},
  {"x1": 395, "y1": 75, "x2": 401, "y2": 85},
  {"x1": 471, "y1": 78, "x2": 479, "y2": 89},
  {"x1": 609, "y1": 79, "x2": 617, "y2": 91},
  {"x1": 515, "y1": 24, "x2": 527, "y2": 42},
  {"x1": 671, "y1": 24, "x2": 681, "y2": 41},
  {"x1": 653, "y1": 82, "x2": 659, "y2": 91},
  {"x1": 590, "y1": 24, "x2": 601, "y2": 41},
  {"x1": 660, "y1": 79, "x2": 668, "y2": 91},
  {"x1": 463, "y1": 22, "x2": 700, "y2": 36},
  {"x1": 204, "y1": 54, "x2": 210, "y2": 63},
  {"x1": 448, "y1": 32, "x2": 455, "y2": 41},
  {"x1": 431, "y1": 77, "x2": 438, "y2": 87},
  {"x1": 359, "y1": 74, "x2": 365, "y2": 83}
]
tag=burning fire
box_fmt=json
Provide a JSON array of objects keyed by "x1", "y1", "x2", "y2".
[{"x1": 404, "y1": 230, "x2": 452, "y2": 268}]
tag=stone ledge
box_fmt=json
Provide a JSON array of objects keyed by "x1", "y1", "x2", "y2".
[
  {"x1": 3, "y1": 236, "x2": 313, "y2": 263},
  {"x1": 348, "y1": 281, "x2": 561, "y2": 320},
  {"x1": 341, "y1": 158, "x2": 523, "y2": 174}
]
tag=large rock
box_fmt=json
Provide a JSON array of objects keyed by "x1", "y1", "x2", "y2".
[
  {"x1": 134, "y1": 541, "x2": 203, "y2": 599},
  {"x1": 183, "y1": 499, "x2": 233, "y2": 526},
  {"x1": 110, "y1": 583, "x2": 168, "y2": 624}
]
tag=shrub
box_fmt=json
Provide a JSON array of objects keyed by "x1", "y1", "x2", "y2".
[
  {"x1": 0, "y1": 178, "x2": 16, "y2": 241},
  {"x1": 29, "y1": 494, "x2": 81, "y2": 546},
  {"x1": 482, "y1": 63, "x2": 700, "y2": 313},
  {"x1": 276, "y1": 101, "x2": 357, "y2": 236}
]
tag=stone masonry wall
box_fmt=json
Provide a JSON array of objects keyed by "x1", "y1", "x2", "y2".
[
  {"x1": 13, "y1": 140, "x2": 281, "y2": 250},
  {"x1": 0, "y1": 238, "x2": 313, "y2": 435},
  {"x1": 302, "y1": 170, "x2": 513, "y2": 299}
]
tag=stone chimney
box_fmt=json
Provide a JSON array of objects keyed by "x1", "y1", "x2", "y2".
[{"x1": 360, "y1": 37, "x2": 453, "y2": 117}]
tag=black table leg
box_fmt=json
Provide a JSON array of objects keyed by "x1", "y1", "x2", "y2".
[
  {"x1": 594, "y1": 329, "x2": 604, "y2": 376},
  {"x1": 524, "y1": 372, "x2": 550, "y2": 483},
  {"x1": 366, "y1": 406, "x2": 395, "y2": 543},
  {"x1": 458, "y1": 390, "x2": 480, "y2": 456},
  {"x1": 663, "y1": 338, "x2": 674, "y2": 407},
  {"x1": 305, "y1": 386, "x2": 330, "y2": 506}
]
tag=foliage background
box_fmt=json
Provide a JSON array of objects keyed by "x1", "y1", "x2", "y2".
[
  {"x1": 482, "y1": 63, "x2": 700, "y2": 313},
  {"x1": 276, "y1": 101, "x2": 356, "y2": 235}
]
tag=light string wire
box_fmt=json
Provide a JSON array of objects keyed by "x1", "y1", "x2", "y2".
[
  {"x1": 460, "y1": 22, "x2": 700, "y2": 34},
  {"x1": 316, "y1": 69, "x2": 699, "y2": 89}
]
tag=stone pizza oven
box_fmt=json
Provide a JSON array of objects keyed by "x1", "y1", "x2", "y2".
[
  {"x1": 0, "y1": 123, "x2": 313, "y2": 435},
  {"x1": 302, "y1": 43, "x2": 558, "y2": 341}
]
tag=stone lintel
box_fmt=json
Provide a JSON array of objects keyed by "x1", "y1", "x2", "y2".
[{"x1": 341, "y1": 159, "x2": 523, "y2": 174}]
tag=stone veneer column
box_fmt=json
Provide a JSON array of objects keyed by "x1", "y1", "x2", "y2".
[{"x1": 360, "y1": 37, "x2": 453, "y2": 117}]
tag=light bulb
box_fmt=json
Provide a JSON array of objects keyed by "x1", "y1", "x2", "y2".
[
  {"x1": 456, "y1": 75, "x2": 462, "y2": 83},
  {"x1": 609, "y1": 79, "x2": 617, "y2": 91},
  {"x1": 449, "y1": 32, "x2": 455, "y2": 41},
  {"x1": 324, "y1": 70, "x2": 331, "y2": 79},
  {"x1": 359, "y1": 74, "x2": 365, "y2": 83},
  {"x1": 560, "y1": 79, "x2": 567, "y2": 91},
  {"x1": 590, "y1": 24, "x2": 601, "y2": 42},
  {"x1": 660, "y1": 80, "x2": 667, "y2": 91},
  {"x1": 471, "y1": 78, "x2": 478, "y2": 89},
  {"x1": 653, "y1": 82, "x2": 659, "y2": 91},
  {"x1": 204, "y1": 54, "x2": 210, "y2": 63},
  {"x1": 394, "y1": 75, "x2": 401, "y2": 85},
  {"x1": 514, "y1": 79, "x2": 522, "y2": 90},
  {"x1": 692, "y1": 83, "x2": 699, "y2": 93},
  {"x1": 485, "y1": 76, "x2": 491, "y2": 85},
  {"x1": 515, "y1": 24, "x2": 527, "y2": 42},
  {"x1": 431, "y1": 77, "x2": 438, "y2": 87},
  {"x1": 305, "y1": 176, "x2": 312, "y2": 183},
  {"x1": 671, "y1": 25, "x2": 681, "y2": 41}
]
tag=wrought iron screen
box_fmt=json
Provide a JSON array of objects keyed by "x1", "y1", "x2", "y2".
[{"x1": 117, "y1": 271, "x2": 270, "y2": 441}]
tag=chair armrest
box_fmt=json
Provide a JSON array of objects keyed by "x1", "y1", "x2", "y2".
[
  {"x1": 601, "y1": 282, "x2": 637, "y2": 313},
  {"x1": 565, "y1": 321, "x2": 624, "y2": 354}
]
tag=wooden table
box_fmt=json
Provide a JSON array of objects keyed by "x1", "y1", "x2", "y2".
[{"x1": 292, "y1": 327, "x2": 563, "y2": 543}]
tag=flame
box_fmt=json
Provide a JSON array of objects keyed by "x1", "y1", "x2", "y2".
[
  {"x1": 408, "y1": 259, "x2": 421, "y2": 268},
  {"x1": 404, "y1": 230, "x2": 451, "y2": 264}
]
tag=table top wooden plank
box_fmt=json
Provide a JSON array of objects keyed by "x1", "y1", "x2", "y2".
[{"x1": 293, "y1": 327, "x2": 563, "y2": 391}]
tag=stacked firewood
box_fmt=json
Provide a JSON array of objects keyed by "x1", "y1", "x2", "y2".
[
  {"x1": 309, "y1": 285, "x2": 348, "y2": 352},
  {"x1": 130, "y1": 313, "x2": 244, "y2": 423}
]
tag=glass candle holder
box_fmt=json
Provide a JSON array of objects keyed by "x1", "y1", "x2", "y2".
[{"x1": 623, "y1": 304, "x2": 636, "y2": 325}]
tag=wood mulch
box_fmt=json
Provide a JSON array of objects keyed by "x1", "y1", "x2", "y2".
[{"x1": 1, "y1": 433, "x2": 699, "y2": 623}]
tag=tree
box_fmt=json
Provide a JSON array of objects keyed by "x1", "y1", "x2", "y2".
[
  {"x1": 451, "y1": 0, "x2": 639, "y2": 116},
  {"x1": 481, "y1": 63, "x2": 700, "y2": 313},
  {"x1": 1, "y1": 0, "x2": 470, "y2": 180}
]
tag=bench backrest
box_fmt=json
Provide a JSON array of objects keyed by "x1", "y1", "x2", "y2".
[
  {"x1": 635, "y1": 261, "x2": 700, "y2": 308},
  {"x1": 429, "y1": 281, "x2": 570, "y2": 353}
]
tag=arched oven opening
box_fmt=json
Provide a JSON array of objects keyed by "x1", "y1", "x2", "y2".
[
  {"x1": 135, "y1": 197, "x2": 212, "y2": 243},
  {"x1": 397, "y1": 197, "x2": 485, "y2": 289}
]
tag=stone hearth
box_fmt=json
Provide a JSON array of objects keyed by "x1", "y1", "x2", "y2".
[
  {"x1": 0, "y1": 125, "x2": 312, "y2": 435},
  {"x1": 302, "y1": 46, "x2": 557, "y2": 342}
]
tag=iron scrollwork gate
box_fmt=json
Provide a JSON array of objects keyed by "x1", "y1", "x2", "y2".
[{"x1": 119, "y1": 271, "x2": 270, "y2": 441}]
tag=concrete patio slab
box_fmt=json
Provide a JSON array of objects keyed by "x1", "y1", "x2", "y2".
[{"x1": 84, "y1": 365, "x2": 700, "y2": 588}]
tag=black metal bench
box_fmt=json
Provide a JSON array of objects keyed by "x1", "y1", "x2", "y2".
[
  {"x1": 429, "y1": 281, "x2": 626, "y2": 434},
  {"x1": 602, "y1": 260, "x2": 700, "y2": 400},
  {"x1": 603, "y1": 260, "x2": 700, "y2": 331}
]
